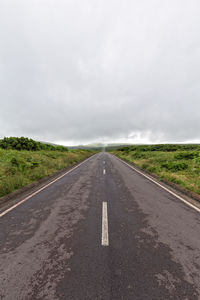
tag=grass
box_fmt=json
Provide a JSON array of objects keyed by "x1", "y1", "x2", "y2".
[
  {"x1": 0, "y1": 149, "x2": 96, "y2": 198},
  {"x1": 111, "y1": 145, "x2": 200, "y2": 195}
]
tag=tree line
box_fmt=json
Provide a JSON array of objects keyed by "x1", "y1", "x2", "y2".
[
  {"x1": 0, "y1": 137, "x2": 68, "y2": 151},
  {"x1": 117, "y1": 144, "x2": 200, "y2": 153}
]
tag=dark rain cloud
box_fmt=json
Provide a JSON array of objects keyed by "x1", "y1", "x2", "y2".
[{"x1": 0, "y1": 0, "x2": 200, "y2": 145}]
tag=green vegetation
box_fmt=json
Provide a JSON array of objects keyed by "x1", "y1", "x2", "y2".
[
  {"x1": 0, "y1": 137, "x2": 68, "y2": 151},
  {"x1": 0, "y1": 137, "x2": 96, "y2": 198},
  {"x1": 110, "y1": 144, "x2": 200, "y2": 195}
]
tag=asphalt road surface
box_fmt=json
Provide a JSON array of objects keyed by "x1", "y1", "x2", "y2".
[{"x1": 0, "y1": 152, "x2": 200, "y2": 300}]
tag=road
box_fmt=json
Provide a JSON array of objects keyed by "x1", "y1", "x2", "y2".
[{"x1": 0, "y1": 152, "x2": 200, "y2": 299}]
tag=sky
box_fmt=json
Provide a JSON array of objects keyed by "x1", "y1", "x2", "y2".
[{"x1": 0, "y1": 0, "x2": 200, "y2": 146}]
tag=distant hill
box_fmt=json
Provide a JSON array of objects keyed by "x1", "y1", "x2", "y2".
[
  {"x1": 68, "y1": 143, "x2": 104, "y2": 150},
  {"x1": 68, "y1": 143, "x2": 133, "y2": 150}
]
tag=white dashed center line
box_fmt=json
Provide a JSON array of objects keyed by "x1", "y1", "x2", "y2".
[
  {"x1": 103, "y1": 169, "x2": 106, "y2": 175},
  {"x1": 101, "y1": 202, "x2": 109, "y2": 246}
]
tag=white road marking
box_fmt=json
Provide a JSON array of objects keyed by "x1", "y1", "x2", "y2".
[
  {"x1": 103, "y1": 161, "x2": 105, "y2": 164},
  {"x1": 102, "y1": 202, "x2": 109, "y2": 246},
  {"x1": 115, "y1": 156, "x2": 200, "y2": 213},
  {"x1": 103, "y1": 169, "x2": 106, "y2": 175},
  {"x1": 0, "y1": 155, "x2": 96, "y2": 218}
]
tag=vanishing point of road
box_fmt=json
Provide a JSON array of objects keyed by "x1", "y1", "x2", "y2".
[{"x1": 0, "y1": 153, "x2": 200, "y2": 299}]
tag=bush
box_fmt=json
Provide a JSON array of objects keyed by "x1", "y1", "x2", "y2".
[
  {"x1": 174, "y1": 151, "x2": 199, "y2": 160},
  {"x1": 118, "y1": 146, "x2": 130, "y2": 153},
  {"x1": 132, "y1": 151, "x2": 147, "y2": 159},
  {"x1": 10, "y1": 157, "x2": 19, "y2": 167},
  {"x1": 116, "y1": 144, "x2": 200, "y2": 153},
  {"x1": 161, "y1": 162, "x2": 188, "y2": 172},
  {"x1": 141, "y1": 163, "x2": 149, "y2": 169},
  {"x1": 0, "y1": 137, "x2": 69, "y2": 152}
]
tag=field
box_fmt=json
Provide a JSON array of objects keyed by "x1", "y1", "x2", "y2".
[
  {"x1": 0, "y1": 148, "x2": 95, "y2": 198},
  {"x1": 110, "y1": 144, "x2": 200, "y2": 195}
]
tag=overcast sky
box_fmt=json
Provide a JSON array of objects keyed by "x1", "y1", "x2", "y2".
[{"x1": 0, "y1": 0, "x2": 200, "y2": 145}]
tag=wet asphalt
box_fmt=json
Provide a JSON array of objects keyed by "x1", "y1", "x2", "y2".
[{"x1": 0, "y1": 152, "x2": 200, "y2": 300}]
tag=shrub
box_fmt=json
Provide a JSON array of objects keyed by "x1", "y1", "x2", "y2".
[
  {"x1": 118, "y1": 146, "x2": 130, "y2": 153},
  {"x1": 116, "y1": 144, "x2": 200, "y2": 153},
  {"x1": 10, "y1": 157, "x2": 19, "y2": 167},
  {"x1": 131, "y1": 151, "x2": 147, "y2": 159},
  {"x1": 161, "y1": 162, "x2": 188, "y2": 172},
  {"x1": 0, "y1": 137, "x2": 69, "y2": 152},
  {"x1": 141, "y1": 163, "x2": 149, "y2": 170},
  {"x1": 174, "y1": 151, "x2": 199, "y2": 160}
]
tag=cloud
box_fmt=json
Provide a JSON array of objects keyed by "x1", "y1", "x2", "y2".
[{"x1": 0, "y1": 0, "x2": 200, "y2": 145}]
